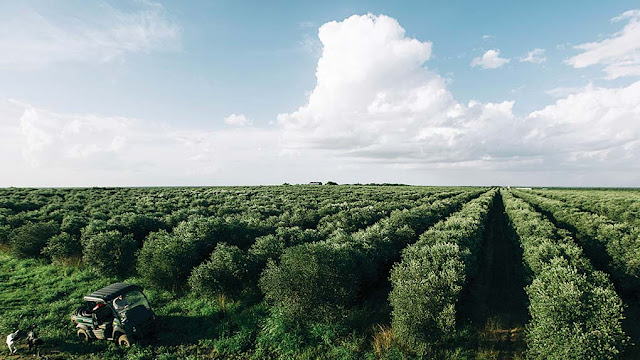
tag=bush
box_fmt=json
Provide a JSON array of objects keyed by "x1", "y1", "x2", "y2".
[
  {"x1": 248, "y1": 234, "x2": 285, "y2": 265},
  {"x1": 137, "y1": 229, "x2": 202, "y2": 291},
  {"x1": 60, "y1": 214, "x2": 88, "y2": 237},
  {"x1": 260, "y1": 242, "x2": 374, "y2": 324},
  {"x1": 10, "y1": 221, "x2": 59, "y2": 258},
  {"x1": 189, "y1": 243, "x2": 251, "y2": 299},
  {"x1": 390, "y1": 242, "x2": 464, "y2": 350},
  {"x1": 502, "y1": 191, "x2": 626, "y2": 359},
  {"x1": 389, "y1": 192, "x2": 494, "y2": 352},
  {"x1": 526, "y1": 258, "x2": 625, "y2": 360},
  {"x1": 42, "y1": 232, "x2": 82, "y2": 262},
  {"x1": 248, "y1": 227, "x2": 320, "y2": 266},
  {"x1": 0, "y1": 225, "x2": 10, "y2": 246},
  {"x1": 108, "y1": 212, "x2": 164, "y2": 243},
  {"x1": 83, "y1": 230, "x2": 136, "y2": 277}
]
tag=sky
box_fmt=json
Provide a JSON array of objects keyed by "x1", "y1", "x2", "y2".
[{"x1": 0, "y1": 0, "x2": 639, "y2": 187}]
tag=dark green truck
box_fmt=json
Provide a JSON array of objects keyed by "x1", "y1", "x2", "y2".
[{"x1": 71, "y1": 283, "x2": 156, "y2": 346}]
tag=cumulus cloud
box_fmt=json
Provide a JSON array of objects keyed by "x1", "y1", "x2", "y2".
[
  {"x1": 224, "y1": 113, "x2": 251, "y2": 127},
  {"x1": 520, "y1": 48, "x2": 547, "y2": 64},
  {"x1": 566, "y1": 9, "x2": 640, "y2": 78},
  {"x1": 278, "y1": 15, "x2": 520, "y2": 166},
  {"x1": 0, "y1": 1, "x2": 180, "y2": 68},
  {"x1": 470, "y1": 49, "x2": 510, "y2": 69},
  {"x1": 278, "y1": 13, "x2": 639, "y2": 174}
]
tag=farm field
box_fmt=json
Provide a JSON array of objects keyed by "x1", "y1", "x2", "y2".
[{"x1": 0, "y1": 186, "x2": 639, "y2": 359}]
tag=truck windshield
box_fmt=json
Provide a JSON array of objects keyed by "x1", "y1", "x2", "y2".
[{"x1": 113, "y1": 290, "x2": 150, "y2": 313}]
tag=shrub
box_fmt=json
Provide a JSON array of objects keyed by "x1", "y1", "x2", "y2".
[
  {"x1": 60, "y1": 214, "x2": 88, "y2": 237},
  {"x1": 0, "y1": 225, "x2": 10, "y2": 246},
  {"x1": 82, "y1": 230, "x2": 136, "y2": 277},
  {"x1": 389, "y1": 192, "x2": 494, "y2": 352},
  {"x1": 189, "y1": 243, "x2": 251, "y2": 299},
  {"x1": 248, "y1": 234, "x2": 285, "y2": 265},
  {"x1": 390, "y1": 242, "x2": 464, "y2": 350},
  {"x1": 42, "y1": 232, "x2": 82, "y2": 262},
  {"x1": 502, "y1": 191, "x2": 626, "y2": 359},
  {"x1": 10, "y1": 221, "x2": 59, "y2": 258},
  {"x1": 108, "y1": 212, "x2": 164, "y2": 243},
  {"x1": 260, "y1": 242, "x2": 374, "y2": 324},
  {"x1": 526, "y1": 258, "x2": 625, "y2": 360},
  {"x1": 137, "y1": 229, "x2": 202, "y2": 291}
]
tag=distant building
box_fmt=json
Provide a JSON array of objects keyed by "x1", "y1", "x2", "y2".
[
  {"x1": 309, "y1": 181, "x2": 323, "y2": 185},
  {"x1": 515, "y1": 187, "x2": 532, "y2": 190}
]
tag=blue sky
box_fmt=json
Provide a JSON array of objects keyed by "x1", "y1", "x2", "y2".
[{"x1": 0, "y1": 1, "x2": 639, "y2": 186}]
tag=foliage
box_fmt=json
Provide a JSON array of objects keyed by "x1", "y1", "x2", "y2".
[
  {"x1": 82, "y1": 230, "x2": 136, "y2": 277},
  {"x1": 189, "y1": 243, "x2": 252, "y2": 299},
  {"x1": 389, "y1": 191, "x2": 494, "y2": 353},
  {"x1": 260, "y1": 190, "x2": 484, "y2": 326},
  {"x1": 42, "y1": 232, "x2": 82, "y2": 262},
  {"x1": 526, "y1": 258, "x2": 625, "y2": 360},
  {"x1": 10, "y1": 221, "x2": 59, "y2": 258},
  {"x1": 513, "y1": 190, "x2": 640, "y2": 293},
  {"x1": 502, "y1": 191, "x2": 625, "y2": 359},
  {"x1": 0, "y1": 186, "x2": 637, "y2": 359},
  {"x1": 136, "y1": 228, "x2": 202, "y2": 291},
  {"x1": 260, "y1": 241, "x2": 374, "y2": 324},
  {"x1": 0, "y1": 224, "x2": 10, "y2": 245}
]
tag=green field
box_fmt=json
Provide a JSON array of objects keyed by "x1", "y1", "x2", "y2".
[{"x1": 1, "y1": 186, "x2": 639, "y2": 359}]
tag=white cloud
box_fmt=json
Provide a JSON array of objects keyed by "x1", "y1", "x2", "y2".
[
  {"x1": 482, "y1": 34, "x2": 494, "y2": 40},
  {"x1": 224, "y1": 113, "x2": 251, "y2": 127},
  {"x1": 0, "y1": 100, "x2": 303, "y2": 186},
  {"x1": 1, "y1": 13, "x2": 639, "y2": 187},
  {"x1": 566, "y1": 9, "x2": 640, "y2": 79},
  {"x1": 0, "y1": 1, "x2": 180, "y2": 68},
  {"x1": 526, "y1": 81, "x2": 640, "y2": 166},
  {"x1": 520, "y1": 48, "x2": 547, "y2": 64},
  {"x1": 278, "y1": 14, "x2": 521, "y2": 165},
  {"x1": 277, "y1": 13, "x2": 640, "y2": 174},
  {"x1": 470, "y1": 49, "x2": 510, "y2": 69},
  {"x1": 545, "y1": 83, "x2": 592, "y2": 98},
  {"x1": 16, "y1": 103, "x2": 139, "y2": 167}
]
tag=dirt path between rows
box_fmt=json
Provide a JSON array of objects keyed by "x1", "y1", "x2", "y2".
[{"x1": 458, "y1": 192, "x2": 528, "y2": 359}]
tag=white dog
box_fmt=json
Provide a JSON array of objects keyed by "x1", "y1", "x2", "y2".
[{"x1": 6, "y1": 330, "x2": 21, "y2": 354}]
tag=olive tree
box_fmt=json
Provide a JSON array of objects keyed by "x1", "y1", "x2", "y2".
[
  {"x1": 189, "y1": 243, "x2": 251, "y2": 299},
  {"x1": 83, "y1": 230, "x2": 136, "y2": 277},
  {"x1": 10, "y1": 221, "x2": 59, "y2": 258}
]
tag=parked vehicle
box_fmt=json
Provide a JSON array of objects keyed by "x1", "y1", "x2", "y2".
[{"x1": 71, "y1": 283, "x2": 155, "y2": 347}]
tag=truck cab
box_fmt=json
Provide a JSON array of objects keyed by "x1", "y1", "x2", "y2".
[{"x1": 71, "y1": 283, "x2": 155, "y2": 346}]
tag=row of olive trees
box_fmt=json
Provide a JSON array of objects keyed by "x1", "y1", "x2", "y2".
[
  {"x1": 0, "y1": 186, "x2": 445, "y2": 258},
  {"x1": 503, "y1": 191, "x2": 625, "y2": 360},
  {"x1": 139, "y1": 188, "x2": 447, "y2": 294},
  {"x1": 1, "y1": 186, "x2": 453, "y2": 286},
  {"x1": 531, "y1": 188, "x2": 640, "y2": 228},
  {"x1": 389, "y1": 190, "x2": 496, "y2": 355},
  {"x1": 514, "y1": 190, "x2": 640, "y2": 294},
  {"x1": 258, "y1": 190, "x2": 485, "y2": 327},
  {"x1": 185, "y1": 191, "x2": 463, "y2": 300}
]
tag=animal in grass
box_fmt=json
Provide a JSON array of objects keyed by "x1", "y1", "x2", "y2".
[
  {"x1": 6, "y1": 329, "x2": 22, "y2": 354},
  {"x1": 27, "y1": 325, "x2": 44, "y2": 355}
]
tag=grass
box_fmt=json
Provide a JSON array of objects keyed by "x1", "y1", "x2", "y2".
[{"x1": 0, "y1": 252, "x2": 394, "y2": 359}]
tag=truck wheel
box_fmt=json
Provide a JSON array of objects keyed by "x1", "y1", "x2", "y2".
[
  {"x1": 77, "y1": 329, "x2": 91, "y2": 342},
  {"x1": 117, "y1": 334, "x2": 131, "y2": 347}
]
